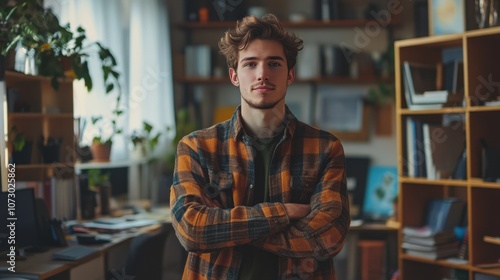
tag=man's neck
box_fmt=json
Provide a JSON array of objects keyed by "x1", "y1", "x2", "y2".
[{"x1": 240, "y1": 104, "x2": 285, "y2": 138}]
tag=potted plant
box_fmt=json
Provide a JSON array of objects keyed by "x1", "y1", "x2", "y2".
[
  {"x1": 130, "y1": 121, "x2": 162, "y2": 159},
  {"x1": 3, "y1": 0, "x2": 122, "y2": 97},
  {"x1": 87, "y1": 169, "x2": 112, "y2": 216},
  {"x1": 9, "y1": 126, "x2": 33, "y2": 164},
  {"x1": 89, "y1": 108, "x2": 124, "y2": 162}
]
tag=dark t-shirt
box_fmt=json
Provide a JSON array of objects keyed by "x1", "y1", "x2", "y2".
[{"x1": 238, "y1": 134, "x2": 281, "y2": 280}]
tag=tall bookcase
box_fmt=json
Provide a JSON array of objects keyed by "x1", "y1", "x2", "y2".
[
  {"x1": 1, "y1": 71, "x2": 75, "y2": 191},
  {"x1": 395, "y1": 27, "x2": 500, "y2": 279}
]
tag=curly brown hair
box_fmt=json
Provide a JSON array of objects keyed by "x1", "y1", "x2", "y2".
[{"x1": 218, "y1": 14, "x2": 303, "y2": 71}]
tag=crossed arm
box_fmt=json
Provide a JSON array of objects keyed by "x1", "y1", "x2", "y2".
[{"x1": 170, "y1": 138, "x2": 350, "y2": 259}]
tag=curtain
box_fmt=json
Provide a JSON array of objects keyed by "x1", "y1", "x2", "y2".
[{"x1": 46, "y1": 0, "x2": 175, "y2": 161}]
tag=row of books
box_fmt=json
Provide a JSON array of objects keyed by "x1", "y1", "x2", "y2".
[
  {"x1": 16, "y1": 177, "x2": 77, "y2": 221},
  {"x1": 402, "y1": 197, "x2": 466, "y2": 260},
  {"x1": 296, "y1": 44, "x2": 350, "y2": 79},
  {"x1": 405, "y1": 116, "x2": 466, "y2": 179},
  {"x1": 185, "y1": 44, "x2": 212, "y2": 78}
]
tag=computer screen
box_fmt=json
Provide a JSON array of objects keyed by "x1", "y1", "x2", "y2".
[{"x1": 0, "y1": 188, "x2": 43, "y2": 253}]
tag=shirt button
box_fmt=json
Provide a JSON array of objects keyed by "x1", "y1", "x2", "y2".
[{"x1": 249, "y1": 184, "x2": 254, "y2": 189}]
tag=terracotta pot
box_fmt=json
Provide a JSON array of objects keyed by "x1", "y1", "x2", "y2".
[{"x1": 90, "y1": 142, "x2": 112, "y2": 162}]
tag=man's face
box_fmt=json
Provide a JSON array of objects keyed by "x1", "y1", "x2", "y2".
[{"x1": 230, "y1": 39, "x2": 294, "y2": 110}]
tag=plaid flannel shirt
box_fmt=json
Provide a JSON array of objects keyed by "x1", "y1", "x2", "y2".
[{"x1": 170, "y1": 106, "x2": 350, "y2": 280}]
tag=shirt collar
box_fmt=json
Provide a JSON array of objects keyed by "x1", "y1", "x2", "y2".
[{"x1": 230, "y1": 105, "x2": 298, "y2": 141}]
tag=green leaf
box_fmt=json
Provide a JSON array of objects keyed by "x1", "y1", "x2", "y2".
[{"x1": 106, "y1": 83, "x2": 114, "y2": 93}]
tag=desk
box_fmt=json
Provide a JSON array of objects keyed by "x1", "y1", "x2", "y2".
[
  {"x1": 335, "y1": 223, "x2": 399, "y2": 280},
  {"x1": 0, "y1": 215, "x2": 167, "y2": 279}
]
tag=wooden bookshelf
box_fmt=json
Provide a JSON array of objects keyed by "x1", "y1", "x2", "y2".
[
  {"x1": 1, "y1": 71, "x2": 76, "y2": 189},
  {"x1": 395, "y1": 26, "x2": 500, "y2": 279}
]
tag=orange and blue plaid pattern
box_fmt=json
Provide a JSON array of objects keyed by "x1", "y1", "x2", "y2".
[{"x1": 170, "y1": 106, "x2": 350, "y2": 279}]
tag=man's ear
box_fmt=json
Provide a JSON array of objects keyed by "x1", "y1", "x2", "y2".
[
  {"x1": 287, "y1": 68, "x2": 295, "y2": 85},
  {"x1": 229, "y1": 68, "x2": 239, "y2": 86}
]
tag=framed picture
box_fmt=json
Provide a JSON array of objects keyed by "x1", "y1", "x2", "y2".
[
  {"x1": 362, "y1": 165, "x2": 398, "y2": 221},
  {"x1": 345, "y1": 156, "x2": 371, "y2": 220},
  {"x1": 315, "y1": 86, "x2": 370, "y2": 141},
  {"x1": 429, "y1": 0, "x2": 465, "y2": 35}
]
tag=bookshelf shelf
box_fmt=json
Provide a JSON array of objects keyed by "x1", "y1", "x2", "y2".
[
  {"x1": 396, "y1": 28, "x2": 500, "y2": 280},
  {"x1": 402, "y1": 255, "x2": 471, "y2": 269},
  {"x1": 399, "y1": 108, "x2": 466, "y2": 115},
  {"x1": 400, "y1": 177, "x2": 468, "y2": 187},
  {"x1": 472, "y1": 267, "x2": 500, "y2": 277}
]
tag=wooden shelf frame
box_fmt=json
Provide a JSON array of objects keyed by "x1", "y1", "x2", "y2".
[{"x1": 395, "y1": 26, "x2": 500, "y2": 280}]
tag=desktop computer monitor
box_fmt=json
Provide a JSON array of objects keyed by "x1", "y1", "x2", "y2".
[{"x1": 0, "y1": 188, "x2": 43, "y2": 255}]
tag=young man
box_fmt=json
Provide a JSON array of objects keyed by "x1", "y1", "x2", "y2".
[{"x1": 170, "y1": 14, "x2": 350, "y2": 279}]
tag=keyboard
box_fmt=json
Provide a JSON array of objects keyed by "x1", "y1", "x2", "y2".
[{"x1": 52, "y1": 245, "x2": 100, "y2": 261}]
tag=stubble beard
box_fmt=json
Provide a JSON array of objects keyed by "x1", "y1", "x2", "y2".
[{"x1": 242, "y1": 91, "x2": 286, "y2": 110}]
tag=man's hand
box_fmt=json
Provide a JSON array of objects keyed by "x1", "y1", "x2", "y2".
[{"x1": 284, "y1": 203, "x2": 311, "y2": 220}]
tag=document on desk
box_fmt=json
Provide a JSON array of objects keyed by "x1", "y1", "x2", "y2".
[{"x1": 82, "y1": 218, "x2": 159, "y2": 230}]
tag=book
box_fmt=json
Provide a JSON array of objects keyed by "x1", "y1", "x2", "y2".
[
  {"x1": 422, "y1": 122, "x2": 437, "y2": 180},
  {"x1": 405, "y1": 246, "x2": 458, "y2": 260},
  {"x1": 403, "y1": 61, "x2": 449, "y2": 105},
  {"x1": 403, "y1": 225, "x2": 445, "y2": 238},
  {"x1": 403, "y1": 70, "x2": 444, "y2": 110},
  {"x1": 403, "y1": 232, "x2": 456, "y2": 246},
  {"x1": 427, "y1": 198, "x2": 465, "y2": 233},
  {"x1": 402, "y1": 241, "x2": 458, "y2": 252},
  {"x1": 429, "y1": 123, "x2": 466, "y2": 179},
  {"x1": 403, "y1": 198, "x2": 465, "y2": 237},
  {"x1": 406, "y1": 117, "x2": 416, "y2": 177}
]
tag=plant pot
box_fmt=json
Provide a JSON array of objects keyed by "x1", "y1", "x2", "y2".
[
  {"x1": 11, "y1": 141, "x2": 33, "y2": 164},
  {"x1": 90, "y1": 142, "x2": 112, "y2": 162}
]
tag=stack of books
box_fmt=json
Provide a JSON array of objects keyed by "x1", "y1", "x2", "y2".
[
  {"x1": 402, "y1": 227, "x2": 458, "y2": 259},
  {"x1": 401, "y1": 197, "x2": 466, "y2": 260},
  {"x1": 402, "y1": 60, "x2": 464, "y2": 110}
]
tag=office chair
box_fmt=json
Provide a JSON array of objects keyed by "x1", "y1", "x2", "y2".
[
  {"x1": 124, "y1": 224, "x2": 169, "y2": 280},
  {"x1": 123, "y1": 223, "x2": 187, "y2": 280},
  {"x1": 162, "y1": 223, "x2": 187, "y2": 280}
]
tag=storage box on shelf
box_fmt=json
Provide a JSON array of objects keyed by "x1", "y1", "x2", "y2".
[{"x1": 395, "y1": 27, "x2": 500, "y2": 280}]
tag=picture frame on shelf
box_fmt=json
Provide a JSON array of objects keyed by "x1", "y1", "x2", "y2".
[
  {"x1": 362, "y1": 165, "x2": 398, "y2": 222},
  {"x1": 429, "y1": 0, "x2": 465, "y2": 35},
  {"x1": 315, "y1": 85, "x2": 370, "y2": 141}
]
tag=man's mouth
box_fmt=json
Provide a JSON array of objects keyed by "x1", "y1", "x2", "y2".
[{"x1": 252, "y1": 82, "x2": 275, "y2": 91}]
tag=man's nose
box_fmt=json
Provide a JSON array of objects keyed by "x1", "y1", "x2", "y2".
[{"x1": 257, "y1": 65, "x2": 269, "y2": 81}]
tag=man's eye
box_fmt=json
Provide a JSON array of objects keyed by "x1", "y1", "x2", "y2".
[
  {"x1": 269, "y1": 62, "x2": 281, "y2": 67},
  {"x1": 244, "y1": 62, "x2": 256, "y2": 67}
]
